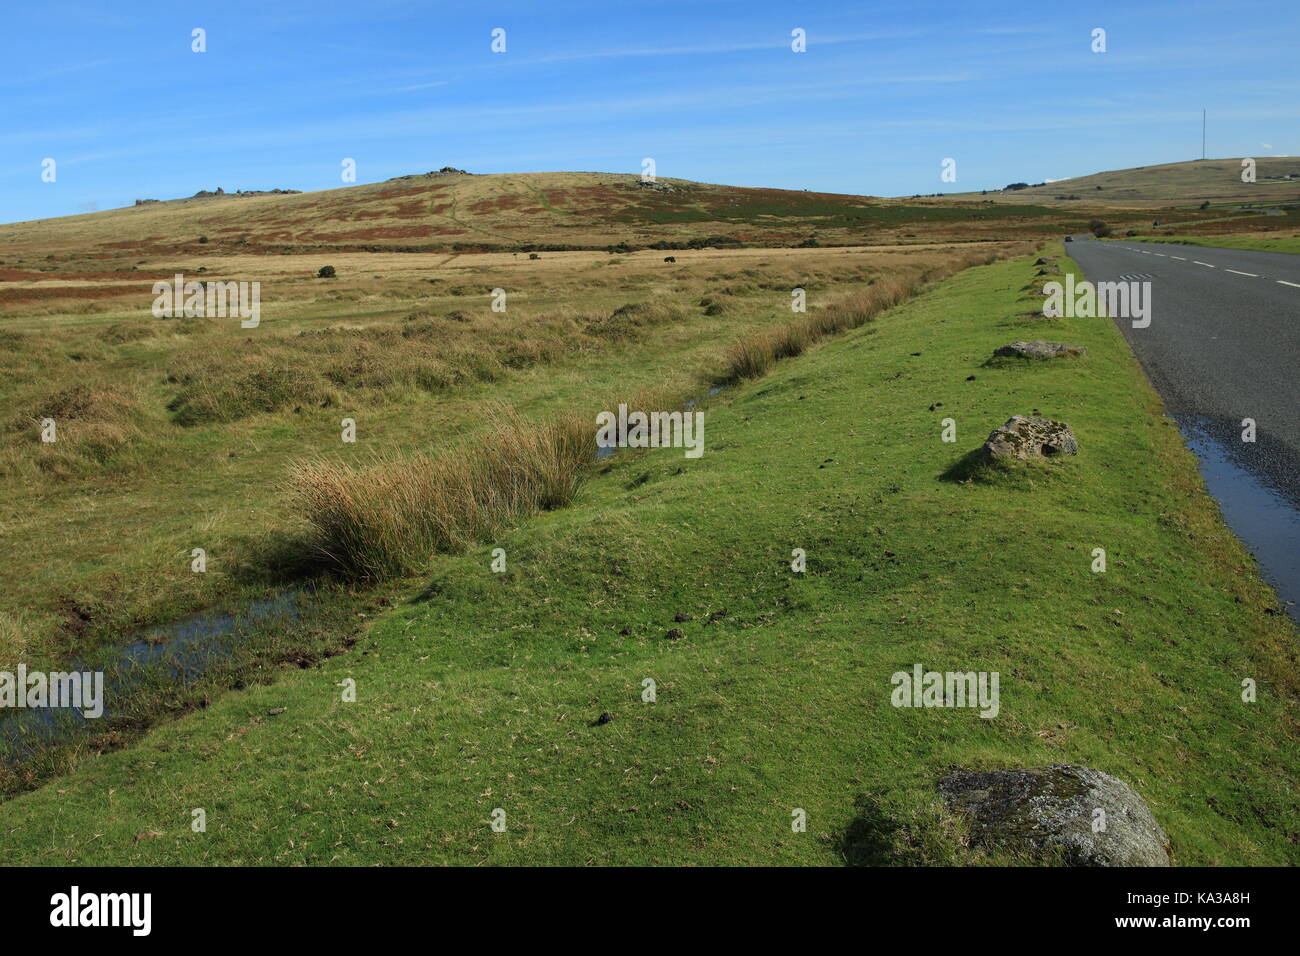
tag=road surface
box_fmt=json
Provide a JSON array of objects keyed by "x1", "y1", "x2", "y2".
[{"x1": 1068, "y1": 236, "x2": 1300, "y2": 616}]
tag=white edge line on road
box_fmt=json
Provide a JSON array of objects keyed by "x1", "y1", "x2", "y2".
[
  {"x1": 1194, "y1": 261, "x2": 1215, "y2": 267},
  {"x1": 1226, "y1": 269, "x2": 1259, "y2": 277},
  {"x1": 1171, "y1": 256, "x2": 1186, "y2": 260},
  {"x1": 1278, "y1": 280, "x2": 1300, "y2": 289}
]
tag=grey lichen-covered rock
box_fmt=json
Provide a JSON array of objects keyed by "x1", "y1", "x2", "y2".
[
  {"x1": 982, "y1": 415, "x2": 1078, "y2": 461},
  {"x1": 994, "y1": 341, "x2": 1087, "y2": 360},
  {"x1": 938, "y1": 765, "x2": 1171, "y2": 866}
]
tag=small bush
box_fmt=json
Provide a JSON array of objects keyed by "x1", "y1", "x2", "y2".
[{"x1": 318, "y1": 265, "x2": 336, "y2": 278}]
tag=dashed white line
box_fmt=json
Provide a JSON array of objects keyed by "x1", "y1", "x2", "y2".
[{"x1": 1115, "y1": 248, "x2": 1292, "y2": 286}]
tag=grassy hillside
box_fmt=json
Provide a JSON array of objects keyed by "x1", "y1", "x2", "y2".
[
  {"x1": 1, "y1": 250, "x2": 1294, "y2": 865},
  {"x1": 0, "y1": 169, "x2": 1227, "y2": 269},
  {"x1": 948, "y1": 157, "x2": 1300, "y2": 208}
]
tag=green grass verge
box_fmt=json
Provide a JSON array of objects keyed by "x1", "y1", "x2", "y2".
[
  {"x1": 1, "y1": 250, "x2": 1295, "y2": 865},
  {"x1": 1126, "y1": 234, "x2": 1300, "y2": 254}
]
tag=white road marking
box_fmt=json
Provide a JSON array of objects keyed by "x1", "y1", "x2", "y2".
[
  {"x1": 1154, "y1": 253, "x2": 1166, "y2": 257},
  {"x1": 1194, "y1": 261, "x2": 1215, "y2": 267},
  {"x1": 1278, "y1": 280, "x2": 1300, "y2": 289},
  {"x1": 1226, "y1": 269, "x2": 1259, "y2": 277},
  {"x1": 1171, "y1": 256, "x2": 1187, "y2": 260}
]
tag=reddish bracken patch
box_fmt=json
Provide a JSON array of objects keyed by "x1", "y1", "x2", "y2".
[
  {"x1": 392, "y1": 200, "x2": 429, "y2": 218},
  {"x1": 465, "y1": 194, "x2": 545, "y2": 215},
  {"x1": 307, "y1": 225, "x2": 454, "y2": 241},
  {"x1": 100, "y1": 237, "x2": 166, "y2": 249},
  {"x1": 0, "y1": 284, "x2": 143, "y2": 304},
  {"x1": 1173, "y1": 216, "x2": 1295, "y2": 234}
]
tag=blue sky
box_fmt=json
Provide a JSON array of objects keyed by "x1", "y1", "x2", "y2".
[{"x1": 1, "y1": 0, "x2": 1297, "y2": 224}]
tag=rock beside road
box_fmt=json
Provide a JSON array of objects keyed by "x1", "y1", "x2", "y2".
[
  {"x1": 994, "y1": 340, "x2": 1086, "y2": 360},
  {"x1": 982, "y1": 415, "x2": 1078, "y2": 460},
  {"x1": 937, "y1": 765, "x2": 1171, "y2": 866}
]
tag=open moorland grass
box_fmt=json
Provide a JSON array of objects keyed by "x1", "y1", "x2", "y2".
[
  {"x1": 0, "y1": 250, "x2": 1293, "y2": 865},
  {"x1": 2, "y1": 244, "x2": 1016, "y2": 664},
  {"x1": 0, "y1": 239, "x2": 1022, "y2": 791}
]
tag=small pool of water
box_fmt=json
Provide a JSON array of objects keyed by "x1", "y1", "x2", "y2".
[
  {"x1": 595, "y1": 385, "x2": 727, "y2": 460},
  {"x1": 1178, "y1": 416, "x2": 1300, "y2": 623},
  {"x1": 0, "y1": 590, "x2": 304, "y2": 757}
]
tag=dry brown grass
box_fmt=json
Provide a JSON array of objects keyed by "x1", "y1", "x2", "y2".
[
  {"x1": 291, "y1": 406, "x2": 595, "y2": 578},
  {"x1": 162, "y1": 297, "x2": 698, "y2": 425},
  {"x1": 721, "y1": 248, "x2": 1002, "y2": 381}
]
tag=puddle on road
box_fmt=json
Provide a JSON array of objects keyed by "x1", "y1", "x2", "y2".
[
  {"x1": 0, "y1": 590, "x2": 305, "y2": 757},
  {"x1": 1178, "y1": 416, "x2": 1300, "y2": 624}
]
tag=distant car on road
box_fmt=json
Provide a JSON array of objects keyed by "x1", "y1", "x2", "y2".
[{"x1": 1064, "y1": 236, "x2": 1074, "y2": 242}]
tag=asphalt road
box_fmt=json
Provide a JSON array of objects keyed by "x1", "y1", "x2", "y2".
[
  {"x1": 1068, "y1": 236, "x2": 1300, "y2": 505},
  {"x1": 1069, "y1": 236, "x2": 1300, "y2": 617}
]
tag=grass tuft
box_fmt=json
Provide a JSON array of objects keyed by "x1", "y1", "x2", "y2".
[{"x1": 291, "y1": 407, "x2": 595, "y2": 578}]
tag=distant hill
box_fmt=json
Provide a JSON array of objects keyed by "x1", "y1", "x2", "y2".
[
  {"x1": 3, "y1": 164, "x2": 1275, "y2": 262},
  {"x1": 957, "y1": 157, "x2": 1300, "y2": 208},
  {"x1": 0, "y1": 169, "x2": 1103, "y2": 259},
  {"x1": 0, "y1": 171, "x2": 895, "y2": 256}
]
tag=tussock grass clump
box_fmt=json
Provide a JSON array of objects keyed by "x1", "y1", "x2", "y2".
[
  {"x1": 32, "y1": 382, "x2": 139, "y2": 423},
  {"x1": 583, "y1": 297, "x2": 692, "y2": 340},
  {"x1": 699, "y1": 294, "x2": 734, "y2": 316},
  {"x1": 0, "y1": 330, "x2": 29, "y2": 352},
  {"x1": 167, "y1": 357, "x2": 332, "y2": 425},
  {"x1": 0, "y1": 381, "x2": 149, "y2": 478},
  {"x1": 97, "y1": 322, "x2": 155, "y2": 345},
  {"x1": 292, "y1": 407, "x2": 595, "y2": 579}
]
